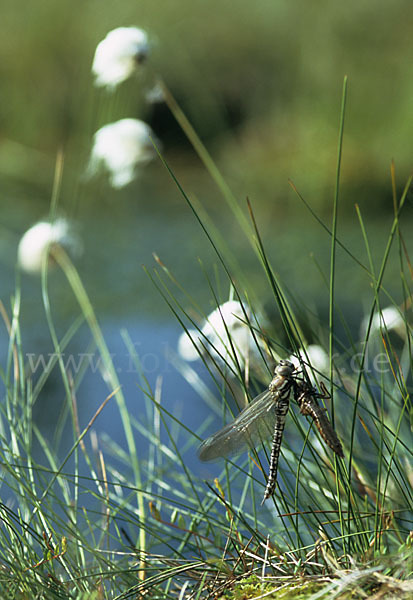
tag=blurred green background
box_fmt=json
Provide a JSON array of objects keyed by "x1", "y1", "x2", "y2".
[{"x1": 1, "y1": 0, "x2": 412, "y2": 322}]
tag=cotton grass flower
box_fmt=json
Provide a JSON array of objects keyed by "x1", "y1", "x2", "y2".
[
  {"x1": 87, "y1": 118, "x2": 158, "y2": 189},
  {"x1": 92, "y1": 27, "x2": 149, "y2": 90},
  {"x1": 289, "y1": 344, "x2": 329, "y2": 380},
  {"x1": 361, "y1": 306, "x2": 405, "y2": 337},
  {"x1": 178, "y1": 301, "x2": 263, "y2": 371},
  {"x1": 17, "y1": 218, "x2": 81, "y2": 274},
  {"x1": 177, "y1": 329, "x2": 200, "y2": 362},
  {"x1": 145, "y1": 81, "x2": 165, "y2": 104}
]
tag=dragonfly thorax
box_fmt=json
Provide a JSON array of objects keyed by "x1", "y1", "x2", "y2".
[{"x1": 269, "y1": 360, "x2": 295, "y2": 395}]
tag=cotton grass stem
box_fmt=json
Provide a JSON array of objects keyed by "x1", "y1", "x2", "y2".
[
  {"x1": 158, "y1": 79, "x2": 255, "y2": 245},
  {"x1": 50, "y1": 148, "x2": 65, "y2": 223},
  {"x1": 329, "y1": 76, "x2": 348, "y2": 556},
  {"x1": 329, "y1": 75, "x2": 347, "y2": 406},
  {"x1": 51, "y1": 246, "x2": 147, "y2": 578}
]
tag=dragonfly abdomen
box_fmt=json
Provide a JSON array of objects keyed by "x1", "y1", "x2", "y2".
[
  {"x1": 262, "y1": 392, "x2": 291, "y2": 503},
  {"x1": 296, "y1": 385, "x2": 344, "y2": 458},
  {"x1": 310, "y1": 408, "x2": 344, "y2": 457}
]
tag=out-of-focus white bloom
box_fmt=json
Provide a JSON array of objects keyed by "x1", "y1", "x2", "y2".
[
  {"x1": 145, "y1": 81, "x2": 165, "y2": 104},
  {"x1": 178, "y1": 301, "x2": 263, "y2": 371},
  {"x1": 289, "y1": 344, "x2": 329, "y2": 378},
  {"x1": 177, "y1": 329, "x2": 200, "y2": 362},
  {"x1": 18, "y1": 219, "x2": 81, "y2": 274},
  {"x1": 92, "y1": 27, "x2": 149, "y2": 90},
  {"x1": 87, "y1": 119, "x2": 157, "y2": 189},
  {"x1": 202, "y1": 301, "x2": 256, "y2": 369},
  {"x1": 361, "y1": 306, "x2": 405, "y2": 337}
]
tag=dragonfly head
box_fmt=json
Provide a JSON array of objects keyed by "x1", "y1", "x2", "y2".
[{"x1": 275, "y1": 359, "x2": 295, "y2": 377}]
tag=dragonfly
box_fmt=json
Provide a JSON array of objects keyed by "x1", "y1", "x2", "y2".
[{"x1": 199, "y1": 359, "x2": 343, "y2": 503}]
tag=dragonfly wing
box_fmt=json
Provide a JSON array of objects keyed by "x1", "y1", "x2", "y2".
[{"x1": 198, "y1": 389, "x2": 277, "y2": 461}]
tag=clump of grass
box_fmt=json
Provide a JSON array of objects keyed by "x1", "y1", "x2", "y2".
[
  {"x1": 1, "y1": 72, "x2": 412, "y2": 600},
  {"x1": 143, "y1": 77, "x2": 412, "y2": 597}
]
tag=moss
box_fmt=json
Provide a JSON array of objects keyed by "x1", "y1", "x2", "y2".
[
  {"x1": 220, "y1": 576, "x2": 327, "y2": 600},
  {"x1": 219, "y1": 572, "x2": 413, "y2": 600}
]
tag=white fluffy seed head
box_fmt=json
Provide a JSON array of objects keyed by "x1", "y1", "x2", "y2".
[
  {"x1": 178, "y1": 301, "x2": 263, "y2": 370},
  {"x1": 177, "y1": 329, "x2": 200, "y2": 362},
  {"x1": 87, "y1": 118, "x2": 158, "y2": 189},
  {"x1": 17, "y1": 218, "x2": 81, "y2": 274},
  {"x1": 360, "y1": 306, "x2": 406, "y2": 340},
  {"x1": 371, "y1": 307, "x2": 404, "y2": 334},
  {"x1": 92, "y1": 27, "x2": 149, "y2": 90},
  {"x1": 289, "y1": 344, "x2": 329, "y2": 379}
]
